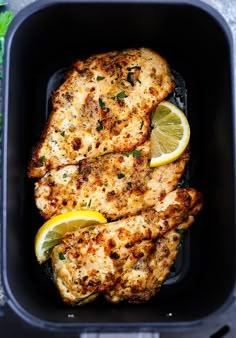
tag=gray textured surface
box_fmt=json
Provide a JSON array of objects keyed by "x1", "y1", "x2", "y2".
[{"x1": 0, "y1": 0, "x2": 236, "y2": 337}]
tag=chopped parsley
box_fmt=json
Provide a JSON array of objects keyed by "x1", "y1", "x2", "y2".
[
  {"x1": 82, "y1": 202, "x2": 87, "y2": 207},
  {"x1": 99, "y1": 98, "x2": 106, "y2": 109},
  {"x1": 58, "y1": 252, "x2": 65, "y2": 260},
  {"x1": 96, "y1": 119, "x2": 103, "y2": 132},
  {"x1": 39, "y1": 156, "x2": 45, "y2": 163},
  {"x1": 62, "y1": 173, "x2": 67, "y2": 178},
  {"x1": 60, "y1": 131, "x2": 65, "y2": 137},
  {"x1": 127, "y1": 72, "x2": 134, "y2": 86},
  {"x1": 140, "y1": 121, "x2": 144, "y2": 130},
  {"x1": 88, "y1": 198, "x2": 92, "y2": 207},
  {"x1": 118, "y1": 173, "x2": 125, "y2": 179},
  {"x1": 127, "y1": 182, "x2": 132, "y2": 187},
  {"x1": 122, "y1": 152, "x2": 130, "y2": 157},
  {"x1": 132, "y1": 149, "x2": 141, "y2": 157},
  {"x1": 89, "y1": 226, "x2": 95, "y2": 231},
  {"x1": 97, "y1": 75, "x2": 105, "y2": 81},
  {"x1": 103, "y1": 147, "x2": 107, "y2": 152},
  {"x1": 116, "y1": 91, "x2": 128, "y2": 99},
  {"x1": 175, "y1": 228, "x2": 186, "y2": 235},
  {"x1": 98, "y1": 98, "x2": 109, "y2": 112}
]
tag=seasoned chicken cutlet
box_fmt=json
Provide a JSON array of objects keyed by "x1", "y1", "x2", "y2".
[
  {"x1": 35, "y1": 141, "x2": 189, "y2": 220},
  {"x1": 51, "y1": 188, "x2": 203, "y2": 305},
  {"x1": 28, "y1": 48, "x2": 174, "y2": 178}
]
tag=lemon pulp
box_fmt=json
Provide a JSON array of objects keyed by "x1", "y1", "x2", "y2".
[{"x1": 150, "y1": 101, "x2": 190, "y2": 167}]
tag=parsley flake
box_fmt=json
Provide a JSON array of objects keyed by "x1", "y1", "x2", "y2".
[
  {"x1": 140, "y1": 121, "x2": 144, "y2": 130},
  {"x1": 89, "y1": 226, "x2": 95, "y2": 231},
  {"x1": 62, "y1": 173, "x2": 67, "y2": 178},
  {"x1": 96, "y1": 119, "x2": 103, "y2": 132},
  {"x1": 117, "y1": 91, "x2": 128, "y2": 99},
  {"x1": 88, "y1": 199, "x2": 92, "y2": 207},
  {"x1": 132, "y1": 149, "x2": 141, "y2": 157},
  {"x1": 127, "y1": 72, "x2": 134, "y2": 86},
  {"x1": 97, "y1": 75, "x2": 105, "y2": 81},
  {"x1": 99, "y1": 98, "x2": 106, "y2": 109},
  {"x1": 60, "y1": 131, "x2": 65, "y2": 137},
  {"x1": 118, "y1": 173, "x2": 125, "y2": 179},
  {"x1": 175, "y1": 228, "x2": 186, "y2": 235},
  {"x1": 39, "y1": 156, "x2": 45, "y2": 163},
  {"x1": 58, "y1": 252, "x2": 65, "y2": 260},
  {"x1": 98, "y1": 98, "x2": 109, "y2": 112}
]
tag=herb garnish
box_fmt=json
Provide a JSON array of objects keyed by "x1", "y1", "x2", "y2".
[
  {"x1": 97, "y1": 75, "x2": 105, "y2": 81},
  {"x1": 140, "y1": 121, "x2": 144, "y2": 130},
  {"x1": 62, "y1": 173, "x2": 67, "y2": 178},
  {"x1": 132, "y1": 149, "x2": 141, "y2": 157},
  {"x1": 175, "y1": 228, "x2": 186, "y2": 235},
  {"x1": 89, "y1": 226, "x2": 95, "y2": 231},
  {"x1": 98, "y1": 98, "x2": 109, "y2": 112},
  {"x1": 60, "y1": 131, "x2": 65, "y2": 137},
  {"x1": 58, "y1": 252, "x2": 65, "y2": 260},
  {"x1": 118, "y1": 173, "x2": 125, "y2": 179},
  {"x1": 99, "y1": 98, "x2": 106, "y2": 109},
  {"x1": 127, "y1": 182, "x2": 132, "y2": 187},
  {"x1": 88, "y1": 199, "x2": 92, "y2": 207},
  {"x1": 96, "y1": 119, "x2": 103, "y2": 132},
  {"x1": 39, "y1": 156, "x2": 45, "y2": 163},
  {"x1": 116, "y1": 91, "x2": 128, "y2": 99},
  {"x1": 127, "y1": 72, "x2": 134, "y2": 86}
]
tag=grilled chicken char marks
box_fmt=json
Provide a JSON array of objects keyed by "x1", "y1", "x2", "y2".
[
  {"x1": 51, "y1": 188, "x2": 203, "y2": 305},
  {"x1": 35, "y1": 142, "x2": 190, "y2": 220},
  {"x1": 28, "y1": 48, "x2": 175, "y2": 178}
]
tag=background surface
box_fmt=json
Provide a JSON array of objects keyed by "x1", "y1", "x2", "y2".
[{"x1": 0, "y1": 0, "x2": 236, "y2": 337}]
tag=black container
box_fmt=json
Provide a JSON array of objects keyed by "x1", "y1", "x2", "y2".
[{"x1": 1, "y1": 0, "x2": 235, "y2": 332}]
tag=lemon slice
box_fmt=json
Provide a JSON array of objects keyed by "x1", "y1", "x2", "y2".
[
  {"x1": 150, "y1": 100, "x2": 190, "y2": 167},
  {"x1": 35, "y1": 210, "x2": 107, "y2": 263}
]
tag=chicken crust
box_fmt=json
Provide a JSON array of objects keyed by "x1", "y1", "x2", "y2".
[
  {"x1": 51, "y1": 188, "x2": 203, "y2": 305},
  {"x1": 28, "y1": 48, "x2": 174, "y2": 178},
  {"x1": 35, "y1": 141, "x2": 190, "y2": 220}
]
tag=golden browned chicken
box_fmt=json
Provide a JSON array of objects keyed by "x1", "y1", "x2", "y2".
[
  {"x1": 28, "y1": 48, "x2": 174, "y2": 178},
  {"x1": 51, "y1": 188, "x2": 203, "y2": 305},
  {"x1": 35, "y1": 141, "x2": 190, "y2": 220}
]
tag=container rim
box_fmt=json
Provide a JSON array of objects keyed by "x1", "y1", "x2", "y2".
[{"x1": 1, "y1": 0, "x2": 236, "y2": 332}]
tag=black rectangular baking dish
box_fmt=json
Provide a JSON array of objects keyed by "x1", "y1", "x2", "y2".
[{"x1": 1, "y1": 0, "x2": 235, "y2": 332}]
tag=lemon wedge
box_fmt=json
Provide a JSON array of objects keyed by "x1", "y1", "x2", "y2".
[
  {"x1": 35, "y1": 210, "x2": 107, "y2": 263},
  {"x1": 150, "y1": 100, "x2": 190, "y2": 167}
]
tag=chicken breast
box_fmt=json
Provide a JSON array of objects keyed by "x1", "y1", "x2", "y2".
[
  {"x1": 28, "y1": 48, "x2": 175, "y2": 178},
  {"x1": 35, "y1": 141, "x2": 190, "y2": 220},
  {"x1": 51, "y1": 188, "x2": 203, "y2": 305}
]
